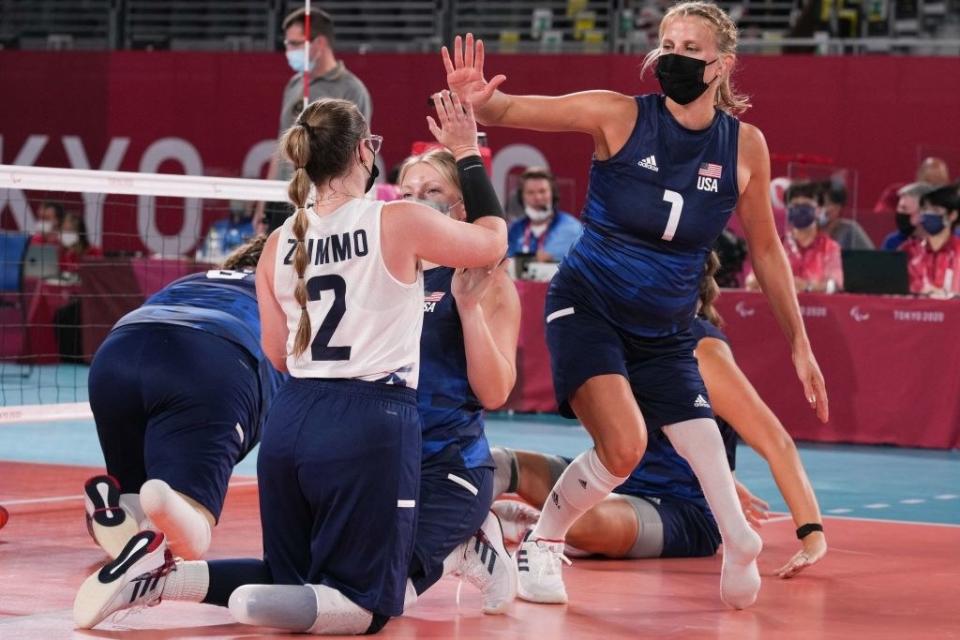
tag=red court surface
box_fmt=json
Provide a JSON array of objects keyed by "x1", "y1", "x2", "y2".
[{"x1": 2, "y1": 461, "x2": 958, "y2": 640}]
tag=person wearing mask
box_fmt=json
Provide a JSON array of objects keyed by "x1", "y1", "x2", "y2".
[
  {"x1": 58, "y1": 212, "x2": 103, "y2": 274},
  {"x1": 898, "y1": 185, "x2": 960, "y2": 297},
  {"x1": 819, "y1": 184, "x2": 873, "y2": 250},
  {"x1": 260, "y1": 8, "x2": 373, "y2": 232},
  {"x1": 747, "y1": 182, "x2": 842, "y2": 294},
  {"x1": 506, "y1": 167, "x2": 582, "y2": 261},
  {"x1": 881, "y1": 182, "x2": 934, "y2": 250},
  {"x1": 30, "y1": 202, "x2": 65, "y2": 246}
]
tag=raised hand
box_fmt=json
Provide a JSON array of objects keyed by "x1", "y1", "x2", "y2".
[
  {"x1": 441, "y1": 33, "x2": 507, "y2": 109},
  {"x1": 426, "y1": 90, "x2": 479, "y2": 159}
]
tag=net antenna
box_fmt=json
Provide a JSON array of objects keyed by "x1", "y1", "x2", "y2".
[{"x1": 303, "y1": 0, "x2": 311, "y2": 112}]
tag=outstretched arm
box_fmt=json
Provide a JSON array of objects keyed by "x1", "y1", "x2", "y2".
[
  {"x1": 696, "y1": 336, "x2": 827, "y2": 578},
  {"x1": 736, "y1": 124, "x2": 828, "y2": 422}
]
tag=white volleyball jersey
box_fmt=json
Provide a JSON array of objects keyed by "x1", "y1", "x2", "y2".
[{"x1": 274, "y1": 199, "x2": 423, "y2": 388}]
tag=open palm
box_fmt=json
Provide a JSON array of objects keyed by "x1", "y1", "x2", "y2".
[{"x1": 442, "y1": 33, "x2": 507, "y2": 108}]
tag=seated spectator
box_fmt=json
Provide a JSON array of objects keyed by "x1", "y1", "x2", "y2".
[
  {"x1": 872, "y1": 156, "x2": 950, "y2": 217},
  {"x1": 881, "y1": 182, "x2": 935, "y2": 250},
  {"x1": 819, "y1": 184, "x2": 874, "y2": 249},
  {"x1": 747, "y1": 181, "x2": 842, "y2": 293},
  {"x1": 30, "y1": 201, "x2": 65, "y2": 246},
  {"x1": 506, "y1": 167, "x2": 582, "y2": 261},
  {"x1": 898, "y1": 186, "x2": 960, "y2": 297},
  {"x1": 198, "y1": 201, "x2": 255, "y2": 262},
  {"x1": 59, "y1": 212, "x2": 103, "y2": 274}
]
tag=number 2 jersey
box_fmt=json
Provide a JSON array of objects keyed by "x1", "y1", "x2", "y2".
[
  {"x1": 560, "y1": 93, "x2": 740, "y2": 337},
  {"x1": 273, "y1": 199, "x2": 424, "y2": 387}
]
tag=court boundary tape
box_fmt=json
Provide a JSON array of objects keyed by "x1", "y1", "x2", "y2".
[
  {"x1": 1, "y1": 479, "x2": 258, "y2": 507},
  {"x1": 0, "y1": 402, "x2": 93, "y2": 425}
]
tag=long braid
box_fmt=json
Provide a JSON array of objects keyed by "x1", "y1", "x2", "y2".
[
  {"x1": 286, "y1": 126, "x2": 315, "y2": 357},
  {"x1": 699, "y1": 250, "x2": 724, "y2": 327}
]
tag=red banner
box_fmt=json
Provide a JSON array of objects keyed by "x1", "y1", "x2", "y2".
[
  {"x1": 507, "y1": 284, "x2": 960, "y2": 450},
  {"x1": 2, "y1": 52, "x2": 960, "y2": 253}
]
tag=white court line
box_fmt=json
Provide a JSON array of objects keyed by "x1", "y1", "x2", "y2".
[
  {"x1": 1, "y1": 479, "x2": 258, "y2": 507},
  {"x1": 823, "y1": 514, "x2": 960, "y2": 529}
]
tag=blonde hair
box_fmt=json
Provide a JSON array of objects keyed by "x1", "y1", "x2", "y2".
[
  {"x1": 397, "y1": 149, "x2": 460, "y2": 193},
  {"x1": 221, "y1": 234, "x2": 267, "y2": 271},
  {"x1": 279, "y1": 98, "x2": 367, "y2": 357},
  {"x1": 642, "y1": 1, "x2": 751, "y2": 115},
  {"x1": 699, "y1": 250, "x2": 724, "y2": 327}
]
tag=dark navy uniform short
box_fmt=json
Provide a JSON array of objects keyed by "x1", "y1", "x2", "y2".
[
  {"x1": 88, "y1": 324, "x2": 261, "y2": 521},
  {"x1": 257, "y1": 378, "x2": 420, "y2": 619},
  {"x1": 409, "y1": 267, "x2": 495, "y2": 595},
  {"x1": 545, "y1": 269, "x2": 713, "y2": 431}
]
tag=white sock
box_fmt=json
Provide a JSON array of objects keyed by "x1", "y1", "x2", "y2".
[
  {"x1": 402, "y1": 579, "x2": 418, "y2": 612},
  {"x1": 663, "y1": 419, "x2": 762, "y2": 609},
  {"x1": 119, "y1": 493, "x2": 149, "y2": 529},
  {"x1": 307, "y1": 584, "x2": 373, "y2": 635},
  {"x1": 530, "y1": 448, "x2": 627, "y2": 542},
  {"x1": 140, "y1": 479, "x2": 212, "y2": 560},
  {"x1": 162, "y1": 560, "x2": 210, "y2": 602}
]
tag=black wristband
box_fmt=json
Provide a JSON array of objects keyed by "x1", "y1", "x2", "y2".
[
  {"x1": 456, "y1": 155, "x2": 504, "y2": 223},
  {"x1": 796, "y1": 523, "x2": 823, "y2": 539}
]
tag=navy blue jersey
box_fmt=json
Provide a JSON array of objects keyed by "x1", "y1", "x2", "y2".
[
  {"x1": 616, "y1": 318, "x2": 738, "y2": 512},
  {"x1": 562, "y1": 94, "x2": 740, "y2": 337},
  {"x1": 417, "y1": 267, "x2": 492, "y2": 468},
  {"x1": 113, "y1": 269, "x2": 285, "y2": 423}
]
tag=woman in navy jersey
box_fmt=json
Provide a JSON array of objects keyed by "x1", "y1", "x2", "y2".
[
  {"x1": 73, "y1": 95, "x2": 507, "y2": 635},
  {"x1": 492, "y1": 254, "x2": 827, "y2": 579},
  {"x1": 396, "y1": 134, "x2": 521, "y2": 613},
  {"x1": 443, "y1": 1, "x2": 828, "y2": 609}
]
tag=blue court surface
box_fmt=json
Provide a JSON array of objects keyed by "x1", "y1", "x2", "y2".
[{"x1": 1, "y1": 363, "x2": 957, "y2": 526}]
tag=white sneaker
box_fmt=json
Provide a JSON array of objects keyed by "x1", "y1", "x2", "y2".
[
  {"x1": 73, "y1": 530, "x2": 175, "y2": 629},
  {"x1": 491, "y1": 500, "x2": 540, "y2": 546},
  {"x1": 516, "y1": 531, "x2": 571, "y2": 604},
  {"x1": 84, "y1": 474, "x2": 140, "y2": 559},
  {"x1": 455, "y1": 511, "x2": 518, "y2": 614}
]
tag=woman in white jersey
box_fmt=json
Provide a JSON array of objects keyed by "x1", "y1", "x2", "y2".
[{"x1": 73, "y1": 96, "x2": 506, "y2": 635}]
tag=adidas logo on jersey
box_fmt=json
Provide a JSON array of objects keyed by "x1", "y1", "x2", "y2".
[
  {"x1": 638, "y1": 155, "x2": 659, "y2": 172},
  {"x1": 694, "y1": 394, "x2": 711, "y2": 408}
]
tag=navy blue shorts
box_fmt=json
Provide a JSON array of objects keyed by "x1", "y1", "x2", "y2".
[
  {"x1": 409, "y1": 443, "x2": 493, "y2": 595},
  {"x1": 641, "y1": 496, "x2": 721, "y2": 558},
  {"x1": 88, "y1": 324, "x2": 260, "y2": 521},
  {"x1": 257, "y1": 378, "x2": 420, "y2": 619},
  {"x1": 545, "y1": 285, "x2": 713, "y2": 430}
]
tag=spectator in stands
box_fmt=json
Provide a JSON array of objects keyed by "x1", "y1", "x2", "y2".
[
  {"x1": 259, "y1": 7, "x2": 373, "y2": 231},
  {"x1": 59, "y1": 212, "x2": 103, "y2": 274},
  {"x1": 873, "y1": 157, "x2": 950, "y2": 216},
  {"x1": 881, "y1": 182, "x2": 934, "y2": 250},
  {"x1": 819, "y1": 184, "x2": 873, "y2": 250},
  {"x1": 506, "y1": 167, "x2": 582, "y2": 261},
  {"x1": 899, "y1": 185, "x2": 960, "y2": 297},
  {"x1": 198, "y1": 201, "x2": 255, "y2": 263},
  {"x1": 747, "y1": 182, "x2": 842, "y2": 293},
  {"x1": 30, "y1": 201, "x2": 65, "y2": 246}
]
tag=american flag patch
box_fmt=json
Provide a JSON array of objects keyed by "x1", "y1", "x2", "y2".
[
  {"x1": 698, "y1": 163, "x2": 722, "y2": 179},
  {"x1": 424, "y1": 291, "x2": 445, "y2": 303}
]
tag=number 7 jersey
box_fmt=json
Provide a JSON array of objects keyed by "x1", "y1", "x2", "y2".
[
  {"x1": 562, "y1": 93, "x2": 740, "y2": 337},
  {"x1": 273, "y1": 199, "x2": 424, "y2": 387}
]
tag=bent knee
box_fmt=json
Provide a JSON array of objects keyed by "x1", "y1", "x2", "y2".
[{"x1": 596, "y1": 439, "x2": 646, "y2": 477}]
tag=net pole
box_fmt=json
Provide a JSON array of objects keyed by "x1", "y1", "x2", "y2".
[{"x1": 302, "y1": 0, "x2": 311, "y2": 111}]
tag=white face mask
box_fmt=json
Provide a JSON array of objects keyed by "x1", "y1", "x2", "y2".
[
  {"x1": 36, "y1": 220, "x2": 55, "y2": 235},
  {"x1": 61, "y1": 232, "x2": 79, "y2": 247},
  {"x1": 525, "y1": 205, "x2": 553, "y2": 223}
]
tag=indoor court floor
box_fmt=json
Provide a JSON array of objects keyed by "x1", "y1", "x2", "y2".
[{"x1": 1, "y1": 366, "x2": 959, "y2": 639}]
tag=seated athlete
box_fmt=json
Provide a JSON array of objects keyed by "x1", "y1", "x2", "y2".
[
  {"x1": 395, "y1": 94, "x2": 521, "y2": 615},
  {"x1": 492, "y1": 253, "x2": 827, "y2": 579},
  {"x1": 82, "y1": 235, "x2": 284, "y2": 561}
]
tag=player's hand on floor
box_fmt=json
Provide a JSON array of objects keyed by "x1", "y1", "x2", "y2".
[
  {"x1": 734, "y1": 480, "x2": 769, "y2": 529},
  {"x1": 776, "y1": 531, "x2": 827, "y2": 579}
]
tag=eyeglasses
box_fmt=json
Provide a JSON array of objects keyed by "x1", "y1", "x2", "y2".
[
  {"x1": 363, "y1": 135, "x2": 383, "y2": 155},
  {"x1": 283, "y1": 39, "x2": 306, "y2": 50}
]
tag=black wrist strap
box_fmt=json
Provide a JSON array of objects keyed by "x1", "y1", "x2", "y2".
[
  {"x1": 796, "y1": 523, "x2": 823, "y2": 540},
  {"x1": 456, "y1": 155, "x2": 504, "y2": 223}
]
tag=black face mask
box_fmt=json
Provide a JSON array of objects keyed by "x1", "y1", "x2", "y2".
[
  {"x1": 655, "y1": 53, "x2": 718, "y2": 105},
  {"x1": 894, "y1": 212, "x2": 915, "y2": 236},
  {"x1": 360, "y1": 154, "x2": 380, "y2": 193}
]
